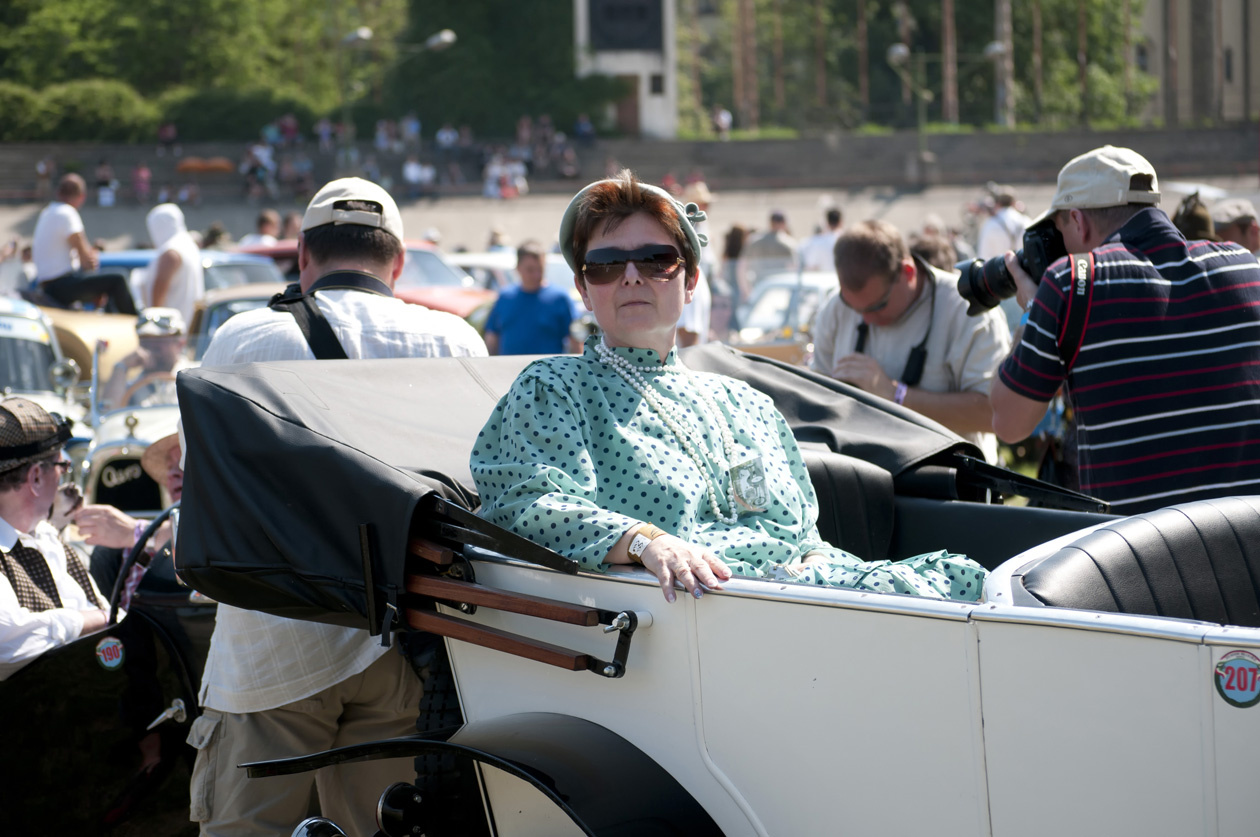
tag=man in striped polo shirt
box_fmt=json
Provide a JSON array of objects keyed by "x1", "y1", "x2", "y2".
[{"x1": 991, "y1": 145, "x2": 1260, "y2": 515}]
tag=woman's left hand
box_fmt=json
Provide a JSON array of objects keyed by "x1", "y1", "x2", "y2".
[{"x1": 639, "y1": 535, "x2": 732, "y2": 603}]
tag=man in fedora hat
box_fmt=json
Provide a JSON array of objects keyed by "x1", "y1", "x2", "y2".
[
  {"x1": 992, "y1": 146, "x2": 1260, "y2": 513},
  {"x1": 0, "y1": 397, "x2": 107, "y2": 680},
  {"x1": 188, "y1": 177, "x2": 486, "y2": 837}
]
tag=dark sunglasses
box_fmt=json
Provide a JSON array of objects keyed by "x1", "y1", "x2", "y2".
[
  {"x1": 582, "y1": 245, "x2": 685, "y2": 285},
  {"x1": 839, "y1": 275, "x2": 897, "y2": 315}
]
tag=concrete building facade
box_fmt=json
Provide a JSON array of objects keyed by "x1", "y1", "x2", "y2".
[{"x1": 573, "y1": 0, "x2": 679, "y2": 138}]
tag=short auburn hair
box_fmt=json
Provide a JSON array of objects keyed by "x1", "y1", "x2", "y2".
[
  {"x1": 569, "y1": 169, "x2": 696, "y2": 284},
  {"x1": 833, "y1": 219, "x2": 908, "y2": 292}
]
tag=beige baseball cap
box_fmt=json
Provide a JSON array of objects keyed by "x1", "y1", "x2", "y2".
[
  {"x1": 1033, "y1": 146, "x2": 1160, "y2": 225},
  {"x1": 1212, "y1": 197, "x2": 1258, "y2": 227},
  {"x1": 301, "y1": 177, "x2": 404, "y2": 241}
]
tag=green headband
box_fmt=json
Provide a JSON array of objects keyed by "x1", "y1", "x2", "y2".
[{"x1": 558, "y1": 179, "x2": 709, "y2": 274}]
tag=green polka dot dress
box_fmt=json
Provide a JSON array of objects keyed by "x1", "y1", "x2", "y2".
[{"x1": 470, "y1": 337, "x2": 987, "y2": 601}]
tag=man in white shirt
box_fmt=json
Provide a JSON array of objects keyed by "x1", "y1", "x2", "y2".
[
  {"x1": 32, "y1": 174, "x2": 137, "y2": 314},
  {"x1": 798, "y1": 207, "x2": 844, "y2": 271},
  {"x1": 976, "y1": 185, "x2": 1031, "y2": 260},
  {"x1": 188, "y1": 177, "x2": 487, "y2": 837},
  {"x1": 0, "y1": 398, "x2": 108, "y2": 681},
  {"x1": 236, "y1": 209, "x2": 280, "y2": 248}
]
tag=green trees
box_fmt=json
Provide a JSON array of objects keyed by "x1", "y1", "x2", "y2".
[{"x1": 680, "y1": 0, "x2": 1156, "y2": 135}]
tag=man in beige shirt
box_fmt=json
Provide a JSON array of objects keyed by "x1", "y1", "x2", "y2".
[{"x1": 811, "y1": 219, "x2": 1011, "y2": 461}]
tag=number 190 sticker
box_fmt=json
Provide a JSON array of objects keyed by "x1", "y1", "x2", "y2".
[
  {"x1": 1214, "y1": 650, "x2": 1260, "y2": 708},
  {"x1": 95, "y1": 636, "x2": 125, "y2": 671}
]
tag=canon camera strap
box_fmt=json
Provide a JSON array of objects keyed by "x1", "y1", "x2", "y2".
[
  {"x1": 268, "y1": 271, "x2": 394, "y2": 361},
  {"x1": 1056, "y1": 252, "x2": 1095, "y2": 372}
]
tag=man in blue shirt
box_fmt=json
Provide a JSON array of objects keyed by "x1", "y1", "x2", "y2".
[{"x1": 484, "y1": 241, "x2": 580, "y2": 355}]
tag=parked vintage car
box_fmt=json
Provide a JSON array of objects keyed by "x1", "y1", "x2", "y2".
[
  {"x1": 730, "y1": 270, "x2": 837, "y2": 366},
  {"x1": 171, "y1": 348, "x2": 1260, "y2": 837},
  {"x1": 186, "y1": 282, "x2": 288, "y2": 360},
  {"x1": 0, "y1": 297, "x2": 84, "y2": 418},
  {"x1": 240, "y1": 239, "x2": 495, "y2": 322},
  {"x1": 99, "y1": 247, "x2": 284, "y2": 301}
]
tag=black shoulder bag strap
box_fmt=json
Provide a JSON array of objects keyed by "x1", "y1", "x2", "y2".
[
  {"x1": 268, "y1": 271, "x2": 393, "y2": 361},
  {"x1": 1056, "y1": 252, "x2": 1095, "y2": 372}
]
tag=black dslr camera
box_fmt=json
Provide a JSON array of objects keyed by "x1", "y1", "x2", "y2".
[{"x1": 956, "y1": 216, "x2": 1066, "y2": 316}]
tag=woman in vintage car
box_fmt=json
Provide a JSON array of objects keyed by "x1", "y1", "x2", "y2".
[{"x1": 470, "y1": 171, "x2": 987, "y2": 603}]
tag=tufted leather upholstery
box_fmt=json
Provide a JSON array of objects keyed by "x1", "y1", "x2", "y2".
[{"x1": 1019, "y1": 497, "x2": 1260, "y2": 627}]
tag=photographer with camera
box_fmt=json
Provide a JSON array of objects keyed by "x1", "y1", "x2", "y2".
[
  {"x1": 811, "y1": 220, "x2": 1011, "y2": 463},
  {"x1": 988, "y1": 146, "x2": 1260, "y2": 514}
]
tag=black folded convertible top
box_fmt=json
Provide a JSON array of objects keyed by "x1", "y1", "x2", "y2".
[{"x1": 175, "y1": 347, "x2": 978, "y2": 629}]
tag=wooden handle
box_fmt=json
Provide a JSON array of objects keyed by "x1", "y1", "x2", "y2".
[
  {"x1": 408, "y1": 610, "x2": 589, "y2": 672},
  {"x1": 408, "y1": 538, "x2": 453, "y2": 566},
  {"x1": 406, "y1": 574, "x2": 600, "y2": 627}
]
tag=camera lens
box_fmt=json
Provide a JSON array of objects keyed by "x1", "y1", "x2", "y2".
[{"x1": 956, "y1": 253, "x2": 1018, "y2": 316}]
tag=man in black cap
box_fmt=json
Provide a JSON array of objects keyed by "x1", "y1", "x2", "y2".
[{"x1": 0, "y1": 397, "x2": 106, "y2": 680}]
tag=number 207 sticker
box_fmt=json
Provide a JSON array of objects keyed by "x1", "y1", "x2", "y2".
[{"x1": 1214, "y1": 650, "x2": 1260, "y2": 708}]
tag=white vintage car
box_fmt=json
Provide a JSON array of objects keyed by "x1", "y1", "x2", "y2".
[{"x1": 174, "y1": 349, "x2": 1260, "y2": 837}]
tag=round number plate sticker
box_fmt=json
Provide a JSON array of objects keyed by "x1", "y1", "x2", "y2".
[
  {"x1": 95, "y1": 636, "x2": 125, "y2": 671},
  {"x1": 1214, "y1": 650, "x2": 1260, "y2": 708}
]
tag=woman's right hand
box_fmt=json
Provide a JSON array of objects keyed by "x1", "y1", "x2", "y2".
[{"x1": 639, "y1": 535, "x2": 732, "y2": 603}]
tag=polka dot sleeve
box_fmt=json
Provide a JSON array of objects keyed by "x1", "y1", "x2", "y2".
[{"x1": 470, "y1": 366, "x2": 639, "y2": 570}]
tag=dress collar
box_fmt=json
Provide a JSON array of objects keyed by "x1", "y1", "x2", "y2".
[
  {"x1": 583, "y1": 334, "x2": 682, "y2": 368},
  {"x1": 0, "y1": 515, "x2": 22, "y2": 552}
]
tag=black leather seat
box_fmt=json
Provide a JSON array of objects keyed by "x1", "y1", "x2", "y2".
[
  {"x1": 800, "y1": 448, "x2": 894, "y2": 562},
  {"x1": 1017, "y1": 497, "x2": 1260, "y2": 627}
]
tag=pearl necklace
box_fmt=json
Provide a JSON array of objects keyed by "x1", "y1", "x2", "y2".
[{"x1": 594, "y1": 338, "x2": 741, "y2": 524}]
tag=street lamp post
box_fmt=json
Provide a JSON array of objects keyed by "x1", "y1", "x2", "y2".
[
  {"x1": 886, "y1": 43, "x2": 935, "y2": 187},
  {"x1": 336, "y1": 27, "x2": 457, "y2": 174}
]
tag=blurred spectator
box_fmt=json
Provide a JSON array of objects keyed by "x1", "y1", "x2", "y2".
[
  {"x1": 719, "y1": 224, "x2": 750, "y2": 333},
  {"x1": 400, "y1": 112, "x2": 421, "y2": 149},
  {"x1": 362, "y1": 154, "x2": 381, "y2": 184},
  {"x1": 34, "y1": 157, "x2": 54, "y2": 201},
  {"x1": 314, "y1": 117, "x2": 334, "y2": 153},
  {"x1": 94, "y1": 159, "x2": 117, "y2": 208},
  {"x1": 976, "y1": 184, "x2": 1030, "y2": 260},
  {"x1": 908, "y1": 232, "x2": 958, "y2": 272},
  {"x1": 278, "y1": 113, "x2": 301, "y2": 147},
  {"x1": 661, "y1": 172, "x2": 681, "y2": 195},
  {"x1": 556, "y1": 147, "x2": 581, "y2": 179},
  {"x1": 238, "y1": 210, "x2": 281, "y2": 248},
  {"x1": 483, "y1": 153, "x2": 506, "y2": 199},
  {"x1": 923, "y1": 212, "x2": 974, "y2": 262},
  {"x1": 483, "y1": 241, "x2": 580, "y2": 356},
  {"x1": 712, "y1": 104, "x2": 733, "y2": 140},
  {"x1": 1171, "y1": 192, "x2": 1218, "y2": 242},
  {"x1": 202, "y1": 222, "x2": 232, "y2": 250},
  {"x1": 515, "y1": 115, "x2": 533, "y2": 147},
  {"x1": 103, "y1": 308, "x2": 191, "y2": 410},
  {"x1": 435, "y1": 123, "x2": 460, "y2": 184},
  {"x1": 291, "y1": 151, "x2": 315, "y2": 197},
  {"x1": 374, "y1": 119, "x2": 393, "y2": 154},
  {"x1": 573, "y1": 113, "x2": 596, "y2": 146},
  {"x1": 261, "y1": 121, "x2": 282, "y2": 148},
  {"x1": 1211, "y1": 198, "x2": 1260, "y2": 255},
  {"x1": 487, "y1": 227, "x2": 511, "y2": 252},
  {"x1": 422, "y1": 227, "x2": 442, "y2": 247},
  {"x1": 156, "y1": 121, "x2": 179, "y2": 156},
  {"x1": 743, "y1": 209, "x2": 798, "y2": 283},
  {"x1": 176, "y1": 182, "x2": 200, "y2": 207},
  {"x1": 131, "y1": 162, "x2": 151, "y2": 205},
  {"x1": 137, "y1": 203, "x2": 204, "y2": 324},
  {"x1": 402, "y1": 154, "x2": 435, "y2": 200},
  {"x1": 0, "y1": 240, "x2": 22, "y2": 298},
  {"x1": 799, "y1": 207, "x2": 844, "y2": 272},
  {"x1": 280, "y1": 211, "x2": 302, "y2": 240}
]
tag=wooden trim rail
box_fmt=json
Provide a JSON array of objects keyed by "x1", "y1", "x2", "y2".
[
  {"x1": 406, "y1": 575, "x2": 601, "y2": 627},
  {"x1": 407, "y1": 610, "x2": 590, "y2": 672}
]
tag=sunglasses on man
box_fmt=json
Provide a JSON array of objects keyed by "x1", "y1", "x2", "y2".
[
  {"x1": 839, "y1": 274, "x2": 897, "y2": 315},
  {"x1": 582, "y1": 245, "x2": 685, "y2": 285}
]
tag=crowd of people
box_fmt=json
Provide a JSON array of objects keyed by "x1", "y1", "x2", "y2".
[{"x1": 4, "y1": 143, "x2": 1260, "y2": 833}]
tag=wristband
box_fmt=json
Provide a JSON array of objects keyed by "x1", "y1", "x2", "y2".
[
  {"x1": 892, "y1": 381, "x2": 908, "y2": 406},
  {"x1": 1019, "y1": 309, "x2": 1031, "y2": 327},
  {"x1": 626, "y1": 523, "x2": 667, "y2": 563}
]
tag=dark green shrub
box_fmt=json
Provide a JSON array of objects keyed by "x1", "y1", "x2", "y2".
[
  {"x1": 159, "y1": 87, "x2": 319, "y2": 142},
  {"x1": 40, "y1": 79, "x2": 158, "y2": 142},
  {"x1": 0, "y1": 81, "x2": 50, "y2": 141}
]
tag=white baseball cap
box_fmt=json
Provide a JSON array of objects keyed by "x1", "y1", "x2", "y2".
[
  {"x1": 1032, "y1": 146, "x2": 1161, "y2": 226},
  {"x1": 301, "y1": 177, "x2": 404, "y2": 241},
  {"x1": 1211, "y1": 198, "x2": 1258, "y2": 227}
]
